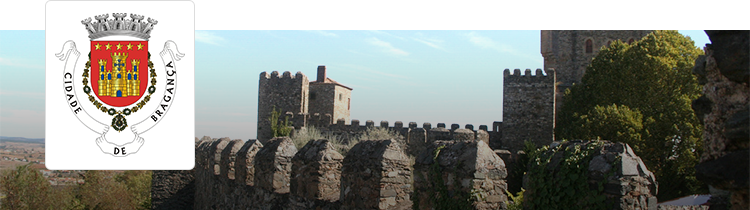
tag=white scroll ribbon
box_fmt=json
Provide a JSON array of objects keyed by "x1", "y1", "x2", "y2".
[
  {"x1": 129, "y1": 40, "x2": 182, "y2": 144},
  {"x1": 57, "y1": 40, "x2": 110, "y2": 136}
]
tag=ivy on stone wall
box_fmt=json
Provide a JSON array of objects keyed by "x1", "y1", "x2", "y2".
[
  {"x1": 413, "y1": 145, "x2": 475, "y2": 210},
  {"x1": 525, "y1": 140, "x2": 614, "y2": 210}
]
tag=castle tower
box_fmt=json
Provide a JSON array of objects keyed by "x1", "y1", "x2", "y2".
[
  {"x1": 257, "y1": 71, "x2": 310, "y2": 142},
  {"x1": 308, "y1": 65, "x2": 352, "y2": 124},
  {"x1": 541, "y1": 30, "x2": 652, "y2": 127},
  {"x1": 98, "y1": 59, "x2": 109, "y2": 96},
  {"x1": 502, "y1": 68, "x2": 555, "y2": 152},
  {"x1": 131, "y1": 59, "x2": 140, "y2": 96},
  {"x1": 111, "y1": 52, "x2": 129, "y2": 97}
]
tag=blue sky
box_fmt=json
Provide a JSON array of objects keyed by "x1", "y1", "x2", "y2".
[{"x1": 0, "y1": 30, "x2": 711, "y2": 139}]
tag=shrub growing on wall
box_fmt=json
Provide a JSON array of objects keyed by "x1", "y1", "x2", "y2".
[
  {"x1": 555, "y1": 30, "x2": 706, "y2": 200},
  {"x1": 269, "y1": 106, "x2": 292, "y2": 138}
]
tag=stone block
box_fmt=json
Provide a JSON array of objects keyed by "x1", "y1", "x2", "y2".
[
  {"x1": 209, "y1": 137, "x2": 231, "y2": 176},
  {"x1": 414, "y1": 140, "x2": 507, "y2": 210},
  {"x1": 428, "y1": 127, "x2": 451, "y2": 141},
  {"x1": 291, "y1": 139, "x2": 344, "y2": 202},
  {"x1": 220, "y1": 139, "x2": 244, "y2": 180},
  {"x1": 340, "y1": 140, "x2": 412, "y2": 210},
  {"x1": 452, "y1": 128, "x2": 475, "y2": 141},
  {"x1": 254, "y1": 137, "x2": 297, "y2": 194},
  {"x1": 235, "y1": 139, "x2": 263, "y2": 186}
]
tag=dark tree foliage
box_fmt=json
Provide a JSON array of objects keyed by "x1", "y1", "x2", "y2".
[
  {"x1": 556, "y1": 30, "x2": 707, "y2": 200},
  {"x1": 1, "y1": 165, "x2": 152, "y2": 210}
]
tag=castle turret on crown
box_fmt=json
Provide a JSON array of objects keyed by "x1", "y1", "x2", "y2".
[{"x1": 97, "y1": 52, "x2": 140, "y2": 97}]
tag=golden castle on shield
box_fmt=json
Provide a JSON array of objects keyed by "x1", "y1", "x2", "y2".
[{"x1": 97, "y1": 52, "x2": 140, "y2": 97}]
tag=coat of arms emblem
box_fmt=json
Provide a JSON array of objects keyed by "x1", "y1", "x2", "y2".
[{"x1": 52, "y1": 13, "x2": 184, "y2": 157}]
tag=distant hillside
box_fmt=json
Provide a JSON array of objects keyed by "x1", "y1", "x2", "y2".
[{"x1": 0, "y1": 136, "x2": 45, "y2": 144}]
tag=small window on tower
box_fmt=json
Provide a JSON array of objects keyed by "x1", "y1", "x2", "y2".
[
  {"x1": 339, "y1": 94, "x2": 342, "y2": 101},
  {"x1": 585, "y1": 39, "x2": 593, "y2": 53}
]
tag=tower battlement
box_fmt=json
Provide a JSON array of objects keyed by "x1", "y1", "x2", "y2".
[
  {"x1": 503, "y1": 68, "x2": 555, "y2": 84},
  {"x1": 502, "y1": 68, "x2": 556, "y2": 152},
  {"x1": 259, "y1": 71, "x2": 307, "y2": 81},
  {"x1": 257, "y1": 66, "x2": 351, "y2": 143}
]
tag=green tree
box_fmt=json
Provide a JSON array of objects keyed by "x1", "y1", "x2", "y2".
[
  {"x1": 1, "y1": 164, "x2": 53, "y2": 209},
  {"x1": 77, "y1": 170, "x2": 133, "y2": 209},
  {"x1": 115, "y1": 170, "x2": 152, "y2": 209},
  {"x1": 565, "y1": 104, "x2": 645, "y2": 151},
  {"x1": 556, "y1": 30, "x2": 706, "y2": 200},
  {"x1": 269, "y1": 106, "x2": 293, "y2": 137}
]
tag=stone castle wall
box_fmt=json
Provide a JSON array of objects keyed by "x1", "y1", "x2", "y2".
[
  {"x1": 502, "y1": 68, "x2": 555, "y2": 152},
  {"x1": 285, "y1": 119, "x2": 502, "y2": 155},
  {"x1": 332, "y1": 85, "x2": 351, "y2": 123},
  {"x1": 258, "y1": 71, "x2": 309, "y2": 142},
  {"x1": 154, "y1": 136, "x2": 513, "y2": 210},
  {"x1": 308, "y1": 83, "x2": 334, "y2": 123},
  {"x1": 153, "y1": 136, "x2": 670, "y2": 210}
]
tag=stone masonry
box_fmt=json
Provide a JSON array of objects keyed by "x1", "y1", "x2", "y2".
[
  {"x1": 691, "y1": 30, "x2": 749, "y2": 210},
  {"x1": 414, "y1": 140, "x2": 509, "y2": 210},
  {"x1": 340, "y1": 139, "x2": 412, "y2": 210},
  {"x1": 258, "y1": 71, "x2": 310, "y2": 143},
  {"x1": 255, "y1": 137, "x2": 298, "y2": 194},
  {"x1": 154, "y1": 134, "x2": 672, "y2": 210},
  {"x1": 258, "y1": 66, "x2": 352, "y2": 144},
  {"x1": 523, "y1": 140, "x2": 658, "y2": 210},
  {"x1": 235, "y1": 139, "x2": 263, "y2": 186},
  {"x1": 502, "y1": 68, "x2": 555, "y2": 152},
  {"x1": 291, "y1": 139, "x2": 343, "y2": 202}
]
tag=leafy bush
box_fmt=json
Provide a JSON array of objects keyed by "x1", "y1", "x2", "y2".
[
  {"x1": 269, "y1": 106, "x2": 292, "y2": 137},
  {"x1": 525, "y1": 141, "x2": 611, "y2": 210},
  {"x1": 506, "y1": 188, "x2": 525, "y2": 210}
]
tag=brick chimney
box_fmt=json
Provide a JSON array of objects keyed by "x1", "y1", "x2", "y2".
[{"x1": 317, "y1": 65, "x2": 326, "y2": 82}]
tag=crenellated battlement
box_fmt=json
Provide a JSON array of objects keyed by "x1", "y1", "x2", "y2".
[
  {"x1": 502, "y1": 67, "x2": 556, "y2": 152},
  {"x1": 166, "y1": 136, "x2": 511, "y2": 209},
  {"x1": 259, "y1": 71, "x2": 308, "y2": 81},
  {"x1": 503, "y1": 68, "x2": 555, "y2": 84}
]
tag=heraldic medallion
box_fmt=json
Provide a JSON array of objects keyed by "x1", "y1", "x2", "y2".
[{"x1": 53, "y1": 13, "x2": 185, "y2": 157}]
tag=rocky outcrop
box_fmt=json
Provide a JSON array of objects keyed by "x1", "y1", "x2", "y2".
[{"x1": 692, "y1": 30, "x2": 749, "y2": 210}]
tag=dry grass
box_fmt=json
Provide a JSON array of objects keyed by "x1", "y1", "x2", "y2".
[{"x1": 291, "y1": 126, "x2": 405, "y2": 156}]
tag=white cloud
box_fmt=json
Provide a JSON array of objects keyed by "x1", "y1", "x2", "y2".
[
  {"x1": 412, "y1": 37, "x2": 446, "y2": 51},
  {"x1": 464, "y1": 32, "x2": 543, "y2": 63},
  {"x1": 368, "y1": 30, "x2": 406, "y2": 40},
  {"x1": 311, "y1": 30, "x2": 338, "y2": 37},
  {"x1": 195, "y1": 31, "x2": 226, "y2": 46},
  {"x1": 464, "y1": 31, "x2": 515, "y2": 53},
  {"x1": 365, "y1": 37, "x2": 409, "y2": 56}
]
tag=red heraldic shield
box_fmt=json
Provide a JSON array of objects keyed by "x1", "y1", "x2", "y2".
[{"x1": 90, "y1": 41, "x2": 148, "y2": 107}]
